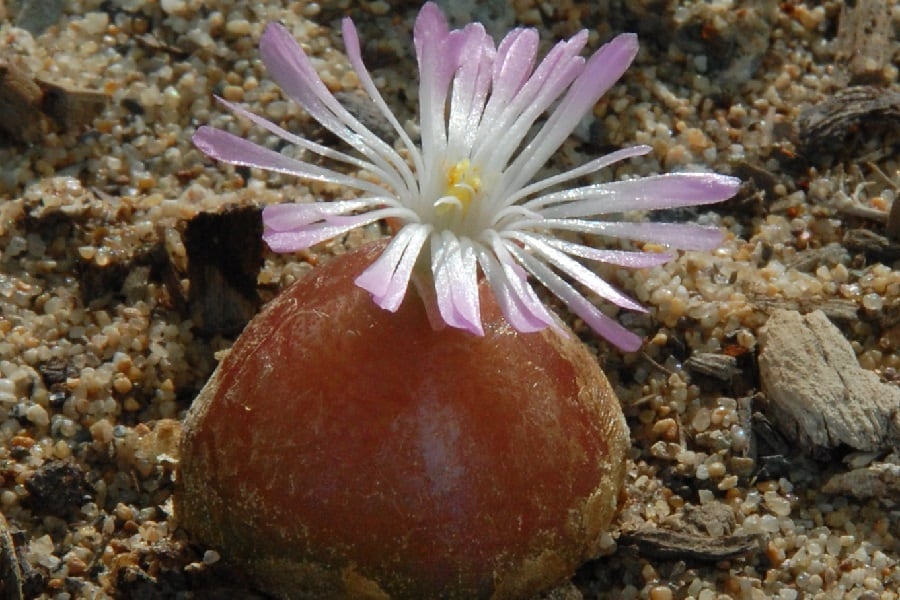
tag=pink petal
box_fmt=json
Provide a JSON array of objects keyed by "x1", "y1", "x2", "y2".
[
  {"x1": 430, "y1": 231, "x2": 483, "y2": 335},
  {"x1": 474, "y1": 32, "x2": 588, "y2": 172},
  {"x1": 260, "y1": 22, "x2": 408, "y2": 186},
  {"x1": 448, "y1": 27, "x2": 495, "y2": 153},
  {"x1": 414, "y1": 2, "x2": 451, "y2": 64},
  {"x1": 477, "y1": 240, "x2": 557, "y2": 333},
  {"x1": 193, "y1": 126, "x2": 386, "y2": 195},
  {"x1": 491, "y1": 28, "x2": 539, "y2": 103},
  {"x1": 341, "y1": 17, "x2": 423, "y2": 180},
  {"x1": 355, "y1": 224, "x2": 432, "y2": 311},
  {"x1": 262, "y1": 200, "x2": 386, "y2": 231},
  {"x1": 506, "y1": 232, "x2": 647, "y2": 313},
  {"x1": 542, "y1": 237, "x2": 674, "y2": 268},
  {"x1": 540, "y1": 219, "x2": 726, "y2": 250},
  {"x1": 262, "y1": 207, "x2": 409, "y2": 252},
  {"x1": 262, "y1": 221, "x2": 370, "y2": 252},
  {"x1": 534, "y1": 173, "x2": 742, "y2": 218},
  {"x1": 507, "y1": 245, "x2": 644, "y2": 351},
  {"x1": 505, "y1": 33, "x2": 639, "y2": 191},
  {"x1": 507, "y1": 145, "x2": 652, "y2": 209}
]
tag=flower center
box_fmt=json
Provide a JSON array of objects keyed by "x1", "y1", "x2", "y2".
[{"x1": 434, "y1": 159, "x2": 481, "y2": 217}]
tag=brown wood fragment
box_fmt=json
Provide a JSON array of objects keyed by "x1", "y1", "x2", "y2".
[
  {"x1": 0, "y1": 59, "x2": 108, "y2": 143},
  {"x1": 836, "y1": 0, "x2": 893, "y2": 84},
  {"x1": 684, "y1": 353, "x2": 740, "y2": 381},
  {"x1": 618, "y1": 527, "x2": 760, "y2": 562},
  {"x1": 0, "y1": 59, "x2": 47, "y2": 144},
  {"x1": 796, "y1": 86, "x2": 900, "y2": 161},
  {"x1": 184, "y1": 206, "x2": 264, "y2": 336},
  {"x1": 752, "y1": 297, "x2": 860, "y2": 322},
  {"x1": 844, "y1": 228, "x2": 900, "y2": 261},
  {"x1": 0, "y1": 513, "x2": 24, "y2": 600},
  {"x1": 36, "y1": 78, "x2": 109, "y2": 130},
  {"x1": 784, "y1": 243, "x2": 849, "y2": 273},
  {"x1": 887, "y1": 195, "x2": 900, "y2": 242},
  {"x1": 134, "y1": 33, "x2": 190, "y2": 59}
]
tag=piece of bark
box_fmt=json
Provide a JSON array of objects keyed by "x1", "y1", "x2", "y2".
[
  {"x1": 887, "y1": 196, "x2": 900, "y2": 243},
  {"x1": 618, "y1": 528, "x2": 760, "y2": 563},
  {"x1": 844, "y1": 228, "x2": 900, "y2": 261},
  {"x1": 836, "y1": 0, "x2": 893, "y2": 85},
  {"x1": 758, "y1": 309, "x2": 900, "y2": 456},
  {"x1": 795, "y1": 86, "x2": 900, "y2": 161},
  {"x1": 0, "y1": 60, "x2": 108, "y2": 143},
  {"x1": 36, "y1": 78, "x2": 108, "y2": 130},
  {"x1": 0, "y1": 59, "x2": 47, "y2": 144},
  {"x1": 0, "y1": 514, "x2": 24, "y2": 600},
  {"x1": 184, "y1": 206, "x2": 263, "y2": 336},
  {"x1": 684, "y1": 353, "x2": 740, "y2": 381}
]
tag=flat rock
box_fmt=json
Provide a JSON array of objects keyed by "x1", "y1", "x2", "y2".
[{"x1": 758, "y1": 309, "x2": 900, "y2": 455}]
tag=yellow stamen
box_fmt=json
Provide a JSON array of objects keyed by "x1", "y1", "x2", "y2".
[{"x1": 436, "y1": 159, "x2": 481, "y2": 216}]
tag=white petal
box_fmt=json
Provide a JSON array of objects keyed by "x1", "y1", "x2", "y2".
[
  {"x1": 431, "y1": 231, "x2": 483, "y2": 335},
  {"x1": 505, "y1": 244, "x2": 644, "y2": 351},
  {"x1": 505, "y1": 231, "x2": 646, "y2": 312},
  {"x1": 536, "y1": 219, "x2": 726, "y2": 250},
  {"x1": 355, "y1": 224, "x2": 432, "y2": 311},
  {"x1": 193, "y1": 126, "x2": 389, "y2": 196}
]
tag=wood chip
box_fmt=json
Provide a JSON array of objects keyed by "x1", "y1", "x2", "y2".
[
  {"x1": 0, "y1": 59, "x2": 47, "y2": 144},
  {"x1": 684, "y1": 353, "x2": 740, "y2": 381},
  {"x1": 0, "y1": 513, "x2": 24, "y2": 600},
  {"x1": 758, "y1": 309, "x2": 900, "y2": 456},
  {"x1": 887, "y1": 195, "x2": 900, "y2": 242},
  {"x1": 783, "y1": 243, "x2": 848, "y2": 273},
  {"x1": 0, "y1": 59, "x2": 108, "y2": 143},
  {"x1": 843, "y1": 228, "x2": 900, "y2": 261},
  {"x1": 618, "y1": 527, "x2": 761, "y2": 562},
  {"x1": 36, "y1": 78, "x2": 109, "y2": 130},
  {"x1": 796, "y1": 86, "x2": 900, "y2": 161},
  {"x1": 752, "y1": 297, "x2": 860, "y2": 322},
  {"x1": 184, "y1": 207, "x2": 263, "y2": 336}
]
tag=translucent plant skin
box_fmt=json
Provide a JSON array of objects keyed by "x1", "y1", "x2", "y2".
[
  {"x1": 193, "y1": 2, "x2": 741, "y2": 352},
  {"x1": 177, "y1": 242, "x2": 630, "y2": 599}
]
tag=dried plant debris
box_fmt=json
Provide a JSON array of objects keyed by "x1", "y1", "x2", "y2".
[
  {"x1": 836, "y1": 0, "x2": 894, "y2": 85},
  {"x1": 619, "y1": 528, "x2": 761, "y2": 563},
  {"x1": 758, "y1": 309, "x2": 900, "y2": 457},
  {"x1": 35, "y1": 78, "x2": 109, "y2": 132},
  {"x1": 0, "y1": 58, "x2": 107, "y2": 145},
  {"x1": 184, "y1": 207, "x2": 264, "y2": 336},
  {"x1": 887, "y1": 194, "x2": 900, "y2": 242},
  {"x1": 796, "y1": 86, "x2": 900, "y2": 163},
  {"x1": 843, "y1": 228, "x2": 900, "y2": 261},
  {"x1": 0, "y1": 59, "x2": 46, "y2": 144},
  {"x1": 618, "y1": 500, "x2": 761, "y2": 564},
  {"x1": 0, "y1": 514, "x2": 24, "y2": 600},
  {"x1": 683, "y1": 353, "x2": 741, "y2": 382}
]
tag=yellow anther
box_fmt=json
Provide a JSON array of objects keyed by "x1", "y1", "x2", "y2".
[{"x1": 437, "y1": 159, "x2": 480, "y2": 216}]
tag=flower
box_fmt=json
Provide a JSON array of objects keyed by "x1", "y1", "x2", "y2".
[{"x1": 193, "y1": 2, "x2": 740, "y2": 351}]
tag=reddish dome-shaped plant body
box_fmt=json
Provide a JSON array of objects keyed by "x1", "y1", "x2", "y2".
[{"x1": 177, "y1": 241, "x2": 629, "y2": 599}]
